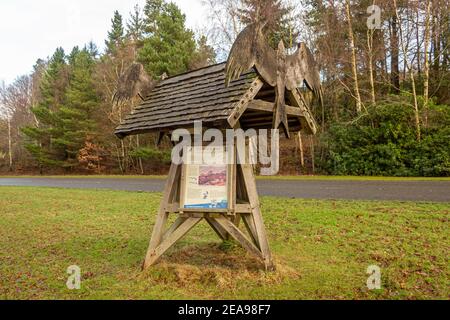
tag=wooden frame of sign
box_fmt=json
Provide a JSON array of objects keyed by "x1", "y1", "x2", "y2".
[{"x1": 143, "y1": 140, "x2": 275, "y2": 271}]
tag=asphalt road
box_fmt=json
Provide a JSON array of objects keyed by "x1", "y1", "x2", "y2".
[{"x1": 1, "y1": 177, "x2": 449, "y2": 202}]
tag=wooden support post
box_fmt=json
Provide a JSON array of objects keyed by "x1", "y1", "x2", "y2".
[
  {"x1": 240, "y1": 164, "x2": 275, "y2": 271},
  {"x1": 241, "y1": 213, "x2": 260, "y2": 249},
  {"x1": 143, "y1": 163, "x2": 180, "y2": 269},
  {"x1": 205, "y1": 217, "x2": 228, "y2": 241},
  {"x1": 162, "y1": 217, "x2": 187, "y2": 242},
  {"x1": 144, "y1": 218, "x2": 202, "y2": 268},
  {"x1": 298, "y1": 131, "x2": 305, "y2": 168},
  {"x1": 214, "y1": 216, "x2": 264, "y2": 260}
]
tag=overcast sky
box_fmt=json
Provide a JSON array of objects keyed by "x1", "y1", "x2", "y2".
[{"x1": 0, "y1": 0, "x2": 207, "y2": 85}]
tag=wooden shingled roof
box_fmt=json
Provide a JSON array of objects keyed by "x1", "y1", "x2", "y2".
[
  {"x1": 115, "y1": 62, "x2": 318, "y2": 138},
  {"x1": 115, "y1": 63, "x2": 259, "y2": 138}
]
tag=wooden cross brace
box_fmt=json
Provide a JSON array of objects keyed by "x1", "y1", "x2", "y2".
[{"x1": 142, "y1": 163, "x2": 275, "y2": 271}]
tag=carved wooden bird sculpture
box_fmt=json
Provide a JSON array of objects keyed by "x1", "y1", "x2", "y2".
[
  {"x1": 225, "y1": 21, "x2": 323, "y2": 138},
  {"x1": 113, "y1": 63, "x2": 155, "y2": 105}
]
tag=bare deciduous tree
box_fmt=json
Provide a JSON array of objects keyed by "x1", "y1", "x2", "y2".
[
  {"x1": 0, "y1": 76, "x2": 34, "y2": 170},
  {"x1": 393, "y1": 0, "x2": 421, "y2": 141},
  {"x1": 345, "y1": 0, "x2": 363, "y2": 113}
]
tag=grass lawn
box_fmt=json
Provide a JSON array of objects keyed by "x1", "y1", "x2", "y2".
[{"x1": 0, "y1": 187, "x2": 448, "y2": 300}]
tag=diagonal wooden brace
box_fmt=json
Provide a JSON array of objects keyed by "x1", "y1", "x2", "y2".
[
  {"x1": 144, "y1": 217, "x2": 202, "y2": 269},
  {"x1": 213, "y1": 216, "x2": 264, "y2": 261}
]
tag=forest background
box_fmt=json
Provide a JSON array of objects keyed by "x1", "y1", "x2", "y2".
[{"x1": 1, "y1": 0, "x2": 449, "y2": 177}]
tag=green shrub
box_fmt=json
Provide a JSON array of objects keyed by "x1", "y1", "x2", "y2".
[
  {"x1": 129, "y1": 147, "x2": 171, "y2": 164},
  {"x1": 320, "y1": 98, "x2": 450, "y2": 177}
]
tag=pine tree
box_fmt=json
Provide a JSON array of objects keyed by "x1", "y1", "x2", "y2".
[
  {"x1": 22, "y1": 48, "x2": 68, "y2": 168},
  {"x1": 23, "y1": 47, "x2": 99, "y2": 170},
  {"x1": 238, "y1": 0, "x2": 298, "y2": 48},
  {"x1": 143, "y1": 0, "x2": 164, "y2": 35},
  {"x1": 127, "y1": 4, "x2": 145, "y2": 44},
  {"x1": 138, "y1": 1, "x2": 197, "y2": 78},
  {"x1": 53, "y1": 48, "x2": 99, "y2": 168},
  {"x1": 190, "y1": 36, "x2": 217, "y2": 69},
  {"x1": 86, "y1": 41, "x2": 99, "y2": 59},
  {"x1": 36, "y1": 48, "x2": 67, "y2": 112},
  {"x1": 105, "y1": 10, "x2": 125, "y2": 55},
  {"x1": 68, "y1": 46, "x2": 80, "y2": 65}
]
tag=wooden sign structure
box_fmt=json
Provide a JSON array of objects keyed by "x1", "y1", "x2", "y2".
[
  {"x1": 143, "y1": 146, "x2": 275, "y2": 270},
  {"x1": 114, "y1": 21, "x2": 322, "y2": 271}
]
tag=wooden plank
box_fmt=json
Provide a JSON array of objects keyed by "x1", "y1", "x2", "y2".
[
  {"x1": 247, "y1": 99, "x2": 306, "y2": 117},
  {"x1": 288, "y1": 90, "x2": 318, "y2": 135},
  {"x1": 240, "y1": 120, "x2": 302, "y2": 132},
  {"x1": 179, "y1": 163, "x2": 187, "y2": 212},
  {"x1": 233, "y1": 214, "x2": 242, "y2": 228},
  {"x1": 166, "y1": 203, "x2": 181, "y2": 213},
  {"x1": 228, "y1": 161, "x2": 236, "y2": 213},
  {"x1": 239, "y1": 115, "x2": 275, "y2": 123},
  {"x1": 162, "y1": 217, "x2": 187, "y2": 241},
  {"x1": 241, "y1": 164, "x2": 275, "y2": 271},
  {"x1": 153, "y1": 63, "x2": 241, "y2": 86},
  {"x1": 227, "y1": 79, "x2": 264, "y2": 128},
  {"x1": 154, "y1": 63, "x2": 226, "y2": 87},
  {"x1": 213, "y1": 216, "x2": 264, "y2": 260},
  {"x1": 179, "y1": 212, "x2": 206, "y2": 218},
  {"x1": 129, "y1": 98, "x2": 237, "y2": 122},
  {"x1": 144, "y1": 217, "x2": 202, "y2": 268},
  {"x1": 241, "y1": 116, "x2": 301, "y2": 124},
  {"x1": 145, "y1": 77, "x2": 254, "y2": 103},
  {"x1": 122, "y1": 98, "x2": 241, "y2": 125},
  {"x1": 239, "y1": 123, "x2": 302, "y2": 133},
  {"x1": 205, "y1": 217, "x2": 228, "y2": 241},
  {"x1": 116, "y1": 116, "x2": 230, "y2": 136},
  {"x1": 180, "y1": 208, "x2": 229, "y2": 214},
  {"x1": 241, "y1": 213, "x2": 260, "y2": 249},
  {"x1": 117, "y1": 110, "x2": 233, "y2": 131},
  {"x1": 148, "y1": 78, "x2": 252, "y2": 102},
  {"x1": 144, "y1": 163, "x2": 180, "y2": 266},
  {"x1": 134, "y1": 87, "x2": 249, "y2": 114},
  {"x1": 149, "y1": 73, "x2": 255, "y2": 100},
  {"x1": 142, "y1": 85, "x2": 249, "y2": 110},
  {"x1": 146, "y1": 211, "x2": 169, "y2": 261},
  {"x1": 158, "y1": 64, "x2": 255, "y2": 87},
  {"x1": 125, "y1": 95, "x2": 244, "y2": 124},
  {"x1": 151, "y1": 72, "x2": 227, "y2": 94},
  {"x1": 235, "y1": 204, "x2": 252, "y2": 213}
]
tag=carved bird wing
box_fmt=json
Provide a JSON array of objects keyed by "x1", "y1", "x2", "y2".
[
  {"x1": 286, "y1": 43, "x2": 322, "y2": 100},
  {"x1": 113, "y1": 63, "x2": 155, "y2": 105},
  {"x1": 225, "y1": 22, "x2": 277, "y2": 87}
]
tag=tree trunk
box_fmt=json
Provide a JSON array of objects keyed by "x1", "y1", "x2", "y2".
[
  {"x1": 431, "y1": 5, "x2": 441, "y2": 77},
  {"x1": 345, "y1": 0, "x2": 363, "y2": 113},
  {"x1": 442, "y1": 6, "x2": 449, "y2": 70},
  {"x1": 310, "y1": 136, "x2": 315, "y2": 175},
  {"x1": 7, "y1": 118, "x2": 13, "y2": 172},
  {"x1": 390, "y1": 15, "x2": 400, "y2": 94},
  {"x1": 416, "y1": 9, "x2": 422, "y2": 79},
  {"x1": 424, "y1": 0, "x2": 432, "y2": 128},
  {"x1": 118, "y1": 104, "x2": 126, "y2": 174},
  {"x1": 137, "y1": 134, "x2": 144, "y2": 175},
  {"x1": 394, "y1": 0, "x2": 421, "y2": 141},
  {"x1": 367, "y1": 29, "x2": 376, "y2": 105},
  {"x1": 298, "y1": 131, "x2": 305, "y2": 168}
]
